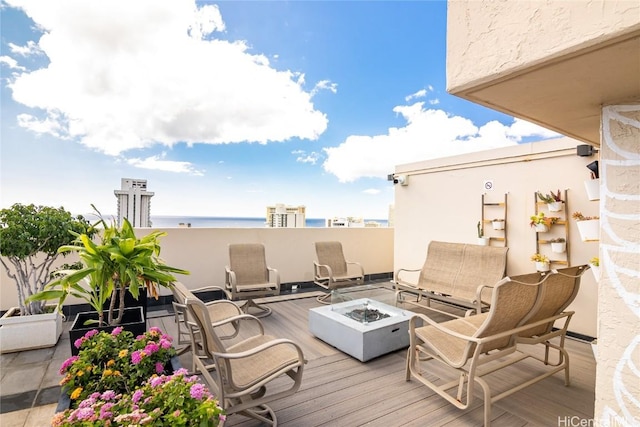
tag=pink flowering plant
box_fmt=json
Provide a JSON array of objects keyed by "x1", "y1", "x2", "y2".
[
  {"x1": 60, "y1": 326, "x2": 176, "y2": 406},
  {"x1": 52, "y1": 369, "x2": 225, "y2": 426}
]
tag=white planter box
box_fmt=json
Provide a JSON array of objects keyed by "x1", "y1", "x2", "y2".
[
  {"x1": 576, "y1": 219, "x2": 600, "y2": 242},
  {"x1": 309, "y1": 298, "x2": 418, "y2": 362},
  {"x1": 0, "y1": 307, "x2": 63, "y2": 353},
  {"x1": 534, "y1": 223, "x2": 548, "y2": 233},
  {"x1": 551, "y1": 242, "x2": 566, "y2": 253},
  {"x1": 584, "y1": 179, "x2": 600, "y2": 201},
  {"x1": 590, "y1": 264, "x2": 600, "y2": 282}
]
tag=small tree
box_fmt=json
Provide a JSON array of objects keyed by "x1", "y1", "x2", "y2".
[{"x1": 0, "y1": 204, "x2": 93, "y2": 315}]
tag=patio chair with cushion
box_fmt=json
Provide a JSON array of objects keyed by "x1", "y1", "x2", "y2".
[
  {"x1": 313, "y1": 241, "x2": 365, "y2": 303},
  {"x1": 406, "y1": 270, "x2": 558, "y2": 426},
  {"x1": 225, "y1": 243, "x2": 281, "y2": 317},
  {"x1": 186, "y1": 296, "x2": 305, "y2": 426},
  {"x1": 169, "y1": 281, "x2": 243, "y2": 372}
]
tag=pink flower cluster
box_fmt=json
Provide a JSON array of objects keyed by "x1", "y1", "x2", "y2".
[{"x1": 73, "y1": 329, "x2": 98, "y2": 349}]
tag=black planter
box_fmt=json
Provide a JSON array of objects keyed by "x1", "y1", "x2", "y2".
[
  {"x1": 68, "y1": 306, "x2": 146, "y2": 356},
  {"x1": 56, "y1": 355, "x2": 182, "y2": 413},
  {"x1": 103, "y1": 286, "x2": 148, "y2": 319}
]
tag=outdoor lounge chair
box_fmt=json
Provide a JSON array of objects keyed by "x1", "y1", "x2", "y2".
[
  {"x1": 225, "y1": 243, "x2": 281, "y2": 317},
  {"x1": 406, "y1": 270, "x2": 562, "y2": 426},
  {"x1": 185, "y1": 296, "x2": 305, "y2": 426},
  {"x1": 169, "y1": 281, "x2": 243, "y2": 372},
  {"x1": 313, "y1": 241, "x2": 365, "y2": 303}
]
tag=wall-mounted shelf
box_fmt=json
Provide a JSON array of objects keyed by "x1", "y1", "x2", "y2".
[
  {"x1": 534, "y1": 190, "x2": 570, "y2": 267},
  {"x1": 481, "y1": 193, "x2": 508, "y2": 247}
]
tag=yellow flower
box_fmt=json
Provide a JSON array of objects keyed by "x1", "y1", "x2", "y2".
[
  {"x1": 59, "y1": 375, "x2": 71, "y2": 386},
  {"x1": 103, "y1": 369, "x2": 113, "y2": 377},
  {"x1": 113, "y1": 370, "x2": 122, "y2": 376},
  {"x1": 70, "y1": 387, "x2": 83, "y2": 400},
  {"x1": 119, "y1": 349, "x2": 128, "y2": 358},
  {"x1": 76, "y1": 371, "x2": 84, "y2": 377},
  {"x1": 107, "y1": 359, "x2": 115, "y2": 367}
]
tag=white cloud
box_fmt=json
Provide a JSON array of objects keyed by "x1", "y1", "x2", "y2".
[
  {"x1": 0, "y1": 56, "x2": 26, "y2": 71},
  {"x1": 405, "y1": 89, "x2": 427, "y2": 102},
  {"x1": 293, "y1": 150, "x2": 321, "y2": 165},
  {"x1": 363, "y1": 188, "x2": 380, "y2": 195},
  {"x1": 8, "y1": 41, "x2": 42, "y2": 57},
  {"x1": 322, "y1": 102, "x2": 560, "y2": 182},
  {"x1": 126, "y1": 153, "x2": 204, "y2": 176},
  {"x1": 311, "y1": 79, "x2": 338, "y2": 96},
  {"x1": 5, "y1": 0, "x2": 328, "y2": 156}
]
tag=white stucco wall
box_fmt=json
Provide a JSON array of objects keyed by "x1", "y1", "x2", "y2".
[
  {"x1": 393, "y1": 136, "x2": 600, "y2": 337},
  {"x1": 447, "y1": 0, "x2": 640, "y2": 91}
]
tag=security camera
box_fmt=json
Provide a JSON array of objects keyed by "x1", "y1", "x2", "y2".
[{"x1": 393, "y1": 175, "x2": 408, "y2": 186}]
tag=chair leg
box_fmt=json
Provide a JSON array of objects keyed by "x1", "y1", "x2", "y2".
[
  {"x1": 238, "y1": 404, "x2": 277, "y2": 426},
  {"x1": 316, "y1": 292, "x2": 332, "y2": 304},
  {"x1": 243, "y1": 298, "x2": 272, "y2": 318}
]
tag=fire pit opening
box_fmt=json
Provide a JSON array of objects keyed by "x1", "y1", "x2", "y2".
[{"x1": 343, "y1": 303, "x2": 391, "y2": 323}]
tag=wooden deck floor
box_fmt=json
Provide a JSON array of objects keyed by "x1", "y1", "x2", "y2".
[{"x1": 149, "y1": 291, "x2": 596, "y2": 427}]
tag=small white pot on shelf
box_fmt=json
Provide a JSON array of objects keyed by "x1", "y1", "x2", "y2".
[
  {"x1": 477, "y1": 237, "x2": 490, "y2": 246},
  {"x1": 590, "y1": 264, "x2": 600, "y2": 282},
  {"x1": 551, "y1": 242, "x2": 566, "y2": 253},
  {"x1": 535, "y1": 261, "x2": 550, "y2": 272},
  {"x1": 547, "y1": 201, "x2": 564, "y2": 212},
  {"x1": 491, "y1": 220, "x2": 505, "y2": 230},
  {"x1": 534, "y1": 223, "x2": 548, "y2": 233}
]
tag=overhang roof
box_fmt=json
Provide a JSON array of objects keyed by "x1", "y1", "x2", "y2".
[{"x1": 449, "y1": 32, "x2": 640, "y2": 147}]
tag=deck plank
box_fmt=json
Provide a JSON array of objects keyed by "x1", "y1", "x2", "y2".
[{"x1": 159, "y1": 291, "x2": 595, "y2": 427}]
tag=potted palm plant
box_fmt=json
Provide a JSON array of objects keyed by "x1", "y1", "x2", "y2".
[
  {"x1": 536, "y1": 189, "x2": 564, "y2": 212},
  {"x1": 28, "y1": 208, "x2": 189, "y2": 355},
  {"x1": 0, "y1": 204, "x2": 93, "y2": 353}
]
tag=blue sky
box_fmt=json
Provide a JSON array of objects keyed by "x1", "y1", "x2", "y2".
[{"x1": 0, "y1": 0, "x2": 558, "y2": 220}]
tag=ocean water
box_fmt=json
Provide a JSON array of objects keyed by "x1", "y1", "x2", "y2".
[{"x1": 150, "y1": 216, "x2": 388, "y2": 228}]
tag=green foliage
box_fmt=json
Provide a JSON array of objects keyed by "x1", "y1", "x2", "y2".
[
  {"x1": 0, "y1": 204, "x2": 93, "y2": 315},
  {"x1": 477, "y1": 221, "x2": 483, "y2": 238},
  {"x1": 28, "y1": 208, "x2": 189, "y2": 326}
]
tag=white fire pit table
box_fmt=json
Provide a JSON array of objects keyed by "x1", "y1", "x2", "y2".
[{"x1": 308, "y1": 298, "x2": 418, "y2": 362}]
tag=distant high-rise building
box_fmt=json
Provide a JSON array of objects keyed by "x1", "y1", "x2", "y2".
[
  {"x1": 114, "y1": 178, "x2": 154, "y2": 227},
  {"x1": 266, "y1": 204, "x2": 306, "y2": 228}
]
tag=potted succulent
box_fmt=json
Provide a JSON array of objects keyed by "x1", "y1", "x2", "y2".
[
  {"x1": 536, "y1": 189, "x2": 564, "y2": 212},
  {"x1": 572, "y1": 211, "x2": 600, "y2": 241},
  {"x1": 476, "y1": 221, "x2": 490, "y2": 246},
  {"x1": 28, "y1": 208, "x2": 189, "y2": 355},
  {"x1": 589, "y1": 256, "x2": 600, "y2": 282},
  {"x1": 0, "y1": 204, "x2": 93, "y2": 353},
  {"x1": 531, "y1": 253, "x2": 550, "y2": 272},
  {"x1": 529, "y1": 212, "x2": 559, "y2": 232},
  {"x1": 549, "y1": 237, "x2": 567, "y2": 253},
  {"x1": 491, "y1": 218, "x2": 505, "y2": 230}
]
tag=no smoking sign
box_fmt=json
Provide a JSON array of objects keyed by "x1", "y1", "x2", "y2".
[{"x1": 484, "y1": 180, "x2": 494, "y2": 191}]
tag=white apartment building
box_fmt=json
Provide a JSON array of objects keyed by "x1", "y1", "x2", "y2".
[
  {"x1": 266, "y1": 204, "x2": 306, "y2": 228},
  {"x1": 114, "y1": 178, "x2": 154, "y2": 227}
]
